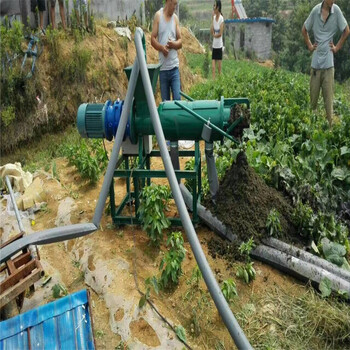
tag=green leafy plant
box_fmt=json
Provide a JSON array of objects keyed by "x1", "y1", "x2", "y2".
[
  {"x1": 139, "y1": 276, "x2": 159, "y2": 309},
  {"x1": 115, "y1": 341, "x2": 130, "y2": 350},
  {"x1": 266, "y1": 209, "x2": 282, "y2": 237},
  {"x1": 51, "y1": 283, "x2": 68, "y2": 298},
  {"x1": 138, "y1": 184, "x2": 171, "y2": 246},
  {"x1": 292, "y1": 200, "x2": 315, "y2": 238},
  {"x1": 239, "y1": 237, "x2": 256, "y2": 257},
  {"x1": 319, "y1": 277, "x2": 332, "y2": 298},
  {"x1": 321, "y1": 237, "x2": 349, "y2": 270},
  {"x1": 175, "y1": 325, "x2": 187, "y2": 343},
  {"x1": 236, "y1": 262, "x2": 256, "y2": 284},
  {"x1": 221, "y1": 279, "x2": 238, "y2": 304},
  {"x1": 95, "y1": 330, "x2": 105, "y2": 339},
  {"x1": 159, "y1": 232, "x2": 186, "y2": 289},
  {"x1": 62, "y1": 139, "x2": 108, "y2": 184}
]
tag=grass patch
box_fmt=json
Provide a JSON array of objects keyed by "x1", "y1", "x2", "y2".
[
  {"x1": 236, "y1": 286, "x2": 350, "y2": 350},
  {"x1": 0, "y1": 125, "x2": 81, "y2": 171}
]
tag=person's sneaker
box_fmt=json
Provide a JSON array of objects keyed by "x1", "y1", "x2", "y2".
[{"x1": 39, "y1": 28, "x2": 46, "y2": 36}]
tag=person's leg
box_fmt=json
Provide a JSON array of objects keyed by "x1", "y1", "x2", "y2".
[
  {"x1": 74, "y1": 1, "x2": 81, "y2": 26},
  {"x1": 39, "y1": 11, "x2": 44, "y2": 31},
  {"x1": 82, "y1": 0, "x2": 88, "y2": 28},
  {"x1": 310, "y1": 68, "x2": 321, "y2": 112},
  {"x1": 50, "y1": 0, "x2": 56, "y2": 29},
  {"x1": 30, "y1": 0, "x2": 38, "y2": 28},
  {"x1": 36, "y1": 0, "x2": 45, "y2": 31},
  {"x1": 75, "y1": 9, "x2": 81, "y2": 26},
  {"x1": 58, "y1": 0, "x2": 66, "y2": 30},
  {"x1": 212, "y1": 60, "x2": 215, "y2": 79},
  {"x1": 170, "y1": 67, "x2": 181, "y2": 101},
  {"x1": 159, "y1": 70, "x2": 171, "y2": 102},
  {"x1": 218, "y1": 59, "x2": 222, "y2": 76},
  {"x1": 321, "y1": 67, "x2": 334, "y2": 126}
]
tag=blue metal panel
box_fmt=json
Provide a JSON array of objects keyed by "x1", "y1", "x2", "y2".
[
  {"x1": 225, "y1": 17, "x2": 276, "y2": 24},
  {"x1": 30, "y1": 322, "x2": 44, "y2": 350},
  {"x1": 0, "y1": 290, "x2": 95, "y2": 350},
  {"x1": 42, "y1": 318, "x2": 59, "y2": 350}
]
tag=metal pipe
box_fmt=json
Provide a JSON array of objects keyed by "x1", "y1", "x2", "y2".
[
  {"x1": 174, "y1": 100, "x2": 239, "y2": 144},
  {"x1": 5, "y1": 176, "x2": 25, "y2": 233},
  {"x1": 134, "y1": 27, "x2": 252, "y2": 349},
  {"x1": 205, "y1": 142, "x2": 219, "y2": 199},
  {"x1": 252, "y1": 245, "x2": 350, "y2": 298},
  {"x1": 92, "y1": 59, "x2": 140, "y2": 227},
  {"x1": 0, "y1": 223, "x2": 97, "y2": 264},
  {"x1": 263, "y1": 237, "x2": 350, "y2": 282},
  {"x1": 180, "y1": 91, "x2": 194, "y2": 101}
]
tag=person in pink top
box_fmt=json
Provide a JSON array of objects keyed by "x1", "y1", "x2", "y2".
[{"x1": 211, "y1": 0, "x2": 224, "y2": 79}]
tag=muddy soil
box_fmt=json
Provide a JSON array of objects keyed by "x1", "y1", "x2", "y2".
[{"x1": 206, "y1": 151, "x2": 297, "y2": 244}]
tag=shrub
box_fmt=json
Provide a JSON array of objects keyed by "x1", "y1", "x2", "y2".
[
  {"x1": 159, "y1": 232, "x2": 186, "y2": 288},
  {"x1": 138, "y1": 184, "x2": 171, "y2": 246},
  {"x1": 62, "y1": 139, "x2": 108, "y2": 183}
]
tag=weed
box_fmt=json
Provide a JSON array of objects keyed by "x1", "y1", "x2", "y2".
[
  {"x1": 203, "y1": 45, "x2": 210, "y2": 78},
  {"x1": 238, "y1": 237, "x2": 255, "y2": 258},
  {"x1": 116, "y1": 230, "x2": 124, "y2": 238},
  {"x1": 184, "y1": 266, "x2": 211, "y2": 337},
  {"x1": 72, "y1": 260, "x2": 80, "y2": 268},
  {"x1": 292, "y1": 200, "x2": 314, "y2": 238},
  {"x1": 221, "y1": 279, "x2": 238, "y2": 304},
  {"x1": 215, "y1": 340, "x2": 226, "y2": 350},
  {"x1": 139, "y1": 276, "x2": 159, "y2": 309},
  {"x1": 51, "y1": 283, "x2": 67, "y2": 298},
  {"x1": 159, "y1": 232, "x2": 186, "y2": 289},
  {"x1": 52, "y1": 161, "x2": 60, "y2": 181},
  {"x1": 95, "y1": 330, "x2": 105, "y2": 339},
  {"x1": 39, "y1": 203, "x2": 51, "y2": 214},
  {"x1": 115, "y1": 341, "x2": 129, "y2": 350},
  {"x1": 1, "y1": 106, "x2": 15, "y2": 127},
  {"x1": 266, "y1": 208, "x2": 282, "y2": 237},
  {"x1": 138, "y1": 184, "x2": 171, "y2": 246}
]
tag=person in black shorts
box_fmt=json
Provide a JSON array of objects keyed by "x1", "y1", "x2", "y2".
[
  {"x1": 211, "y1": 1, "x2": 224, "y2": 79},
  {"x1": 30, "y1": 0, "x2": 45, "y2": 34}
]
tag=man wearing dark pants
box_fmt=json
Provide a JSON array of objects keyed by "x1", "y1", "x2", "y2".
[
  {"x1": 151, "y1": 0, "x2": 182, "y2": 174},
  {"x1": 302, "y1": 0, "x2": 349, "y2": 126}
]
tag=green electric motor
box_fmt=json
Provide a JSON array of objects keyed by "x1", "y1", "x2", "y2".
[{"x1": 77, "y1": 64, "x2": 250, "y2": 143}]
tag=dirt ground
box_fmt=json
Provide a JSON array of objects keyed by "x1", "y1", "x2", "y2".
[{"x1": 0, "y1": 144, "x2": 309, "y2": 350}]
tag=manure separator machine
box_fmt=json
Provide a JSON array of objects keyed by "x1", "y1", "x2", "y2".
[
  {"x1": 77, "y1": 64, "x2": 250, "y2": 225},
  {"x1": 0, "y1": 28, "x2": 253, "y2": 349}
]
